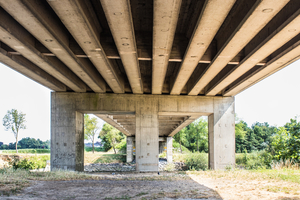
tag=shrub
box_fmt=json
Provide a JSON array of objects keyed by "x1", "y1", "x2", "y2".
[
  {"x1": 10, "y1": 155, "x2": 50, "y2": 170},
  {"x1": 235, "y1": 151, "x2": 272, "y2": 169},
  {"x1": 173, "y1": 141, "x2": 190, "y2": 153},
  {"x1": 184, "y1": 152, "x2": 208, "y2": 171}
]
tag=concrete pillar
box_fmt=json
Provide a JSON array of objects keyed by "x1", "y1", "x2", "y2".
[
  {"x1": 135, "y1": 97, "x2": 159, "y2": 171},
  {"x1": 51, "y1": 93, "x2": 84, "y2": 171},
  {"x1": 126, "y1": 136, "x2": 134, "y2": 162},
  {"x1": 166, "y1": 137, "x2": 173, "y2": 163},
  {"x1": 208, "y1": 97, "x2": 235, "y2": 170}
]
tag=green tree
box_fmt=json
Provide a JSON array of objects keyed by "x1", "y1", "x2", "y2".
[
  {"x1": 99, "y1": 123, "x2": 124, "y2": 154},
  {"x1": 2, "y1": 109, "x2": 26, "y2": 153},
  {"x1": 173, "y1": 127, "x2": 188, "y2": 153},
  {"x1": 84, "y1": 114, "x2": 99, "y2": 153},
  {"x1": 188, "y1": 117, "x2": 208, "y2": 152}
]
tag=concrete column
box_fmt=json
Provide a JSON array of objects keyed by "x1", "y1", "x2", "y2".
[
  {"x1": 51, "y1": 93, "x2": 84, "y2": 171},
  {"x1": 135, "y1": 97, "x2": 159, "y2": 171},
  {"x1": 166, "y1": 137, "x2": 173, "y2": 163},
  {"x1": 126, "y1": 136, "x2": 134, "y2": 162},
  {"x1": 208, "y1": 97, "x2": 235, "y2": 170}
]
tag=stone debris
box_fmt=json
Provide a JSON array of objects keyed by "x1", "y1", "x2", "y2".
[{"x1": 84, "y1": 158, "x2": 187, "y2": 172}]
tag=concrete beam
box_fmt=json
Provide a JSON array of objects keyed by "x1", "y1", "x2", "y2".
[
  {"x1": 101, "y1": 0, "x2": 143, "y2": 94},
  {"x1": 224, "y1": 38, "x2": 300, "y2": 96},
  {"x1": 47, "y1": 0, "x2": 125, "y2": 93},
  {"x1": 188, "y1": 0, "x2": 289, "y2": 95},
  {"x1": 95, "y1": 114, "x2": 133, "y2": 136},
  {"x1": 0, "y1": 7, "x2": 86, "y2": 92},
  {"x1": 170, "y1": 0, "x2": 235, "y2": 95},
  {"x1": 0, "y1": 47, "x2": 66, "y2": 91},
  {"x1": 152, "y1": 0, "x2": 181, "y2": 94},
  {"x1": 0, "y1": 0, "x2": 106, "y2": 93},
  {"x1": 206, "y1": 7, "x2": 300, "y2": 96}
]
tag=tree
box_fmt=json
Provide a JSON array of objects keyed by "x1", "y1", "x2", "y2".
[
  {"x1": 189, "y1": 118, "x2": 208, "y2": 152},
  {"x1": 84, "y1": 114, "x2": 99, "y2": 153},
  {"x1": 2, "y1": 109, "x2": 26, "y2": 153},
  {"x1": 173, "y1": 127, "x2": 188, "y2": 153},
  {"x1": 99, "y1": 123, "x2": 123, "y2": 154}
]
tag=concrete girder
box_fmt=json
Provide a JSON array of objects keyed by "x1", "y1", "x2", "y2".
[
  {"x1": 95, "y1": 114, "x2": 133, "y2": 136},
  {"x1": 188, "y1": 0, "x2": 289, "y2": 96},
  {"x1": 0, "y1": 7, "x2": 87, "y2": 92},
  {"x1": 0, "y1": 0, "x2": 106, "y2": 93},
  {"x1": 47, "y1": 0, "x2": 125, "y2": 93},
  {"x1": 206, "y1": 7, "x2": 300, "y2": 96},
  {"x1": 224, "y1": 37, "x2": 300, "y2": 96},
  {"x1": 152, "y1": 0, "x2": 181, "y2": 94},
  {"x1": 170, "y1": 0, "x2": 236, "y2": 95},
  {"x1": 100, "y1": 0, "x2": 143, "y2": 94},
  {"x1": 0, "y1": 47, "x2": 66, "y2": 91}
]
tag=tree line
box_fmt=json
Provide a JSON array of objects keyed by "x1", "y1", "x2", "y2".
[
  {"x1": 0, "y1": 137, "x2": 50, "y2": 150},
  {"x1": 173, "y1": 117, "x2": 300, "y2": 162}
]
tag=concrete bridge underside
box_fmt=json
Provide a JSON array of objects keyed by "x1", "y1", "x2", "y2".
[
  {"x1": 0, "y1": 0, "x2": 300, "y2": 171},
  {"x1": 51, "y1": 93, "x2": 234, "y2": 171}
]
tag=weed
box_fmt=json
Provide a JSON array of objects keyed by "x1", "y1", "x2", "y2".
[{"x1": 136, "y1": 192, "x2": 148, "y2": 197}]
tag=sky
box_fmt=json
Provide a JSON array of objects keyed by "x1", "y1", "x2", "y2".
[{"x1": 0, "y1": 59, "x2": 300, "y2": 144}]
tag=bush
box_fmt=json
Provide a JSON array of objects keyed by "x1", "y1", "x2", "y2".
[
  {"x1": 173, "y1": 141, "x2": 190, "y2": 153},
  {"x1": 10, "y1": 155, "x2": 50, "y2": 170},
  {"x1": 236, "y1": 151, "x2": 273, "y2": 169},
  {"x1": 2, "y1": 149, "x2": 50, "y2": 154},
  {"x1": 84, "y1": 147, "x2": 105, "y2": 152},
  {"x1": 184, "y1": 152, "x2": 208, "y2": 171}
]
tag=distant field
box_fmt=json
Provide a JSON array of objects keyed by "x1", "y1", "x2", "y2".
[{"x1": 1, "y1": 149, "x2": 50, "y2": 154}]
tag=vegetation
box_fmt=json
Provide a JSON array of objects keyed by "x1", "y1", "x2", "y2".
[
  {"x1": 10, "y1": 155, "x2": 50, "y2": 170},
  {"x1": 99, "y1": 123, "x2": 126, "y2": 154},
  {"x1": 84, "y1": 114, "x2": 100, "y2": 153},
  {"x1": 173, "y1": 117, "x2": 208, "y2": 153},
  {"x1": 0, "y1": 137, "x2": 50, "y2": 150},
  {"x1": 2, "y1": 109, "x2": 26, "y2": 153},
  {"x1": 1, "y1": 149, "x2": 50, "y2": 154}
]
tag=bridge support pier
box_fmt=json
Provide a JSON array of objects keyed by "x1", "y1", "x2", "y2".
[
  {"x1": 50, "y1": 92, "x2": 235, "y2": 171},
  {"x1": 126, "y1": 136, "x2": 134, "y2": 163}
]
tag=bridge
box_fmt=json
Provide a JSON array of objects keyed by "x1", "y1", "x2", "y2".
[{"x1": 0, "y1": 0, "x2": 299, "y2": 171}]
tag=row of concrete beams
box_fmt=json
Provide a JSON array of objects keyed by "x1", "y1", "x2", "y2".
[
  {"x1": 158, "y1": 113, "x2": 204, "y2": 136},
  {"x1": 170, "y1": 0, "x2": 236, "y2": 95},
  {"x1": 100, "y1": 0, "x2": 143, "y2": 94},
  {"x1": 0, "y1": 0, "x2": 106, "y2": 93},
  {"x1": 47, "y1": 0, "x2": 124, "y2": 93},
  {"x1": 207, "y1": 6, "x2": 300, "y2": 96},
  {"x1": 0, "y1": 6, "x2": 86, "y2": 92},
  {"x1": 152, "y1": 0, "x2": 181, "y2": 94},
  {"x1": 0, "y1": 47, "x2": 66, "y2": 91},
  {"x1": 187, "y1": 0, "x2": 289, "y2": 96},
  {"x1": 225, "y1": 36, "x2": 300, "y2": 96},
  {"x1": 95, "y1": 114, "x2": 133, "y2": 136}
]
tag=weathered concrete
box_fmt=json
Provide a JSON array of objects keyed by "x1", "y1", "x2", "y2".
[
  {"x1": 126, "y1": 136, "x2": 134, "y2": 163},
  {"x1": 166, "y1": 137, "x2": 173, "y2": 163},
  {"x1": 208, "y1": 97, "x2": 235, "y2": 170},
  {"x1": 51, "y1": 92, "x2": 235, "y2": 171}
]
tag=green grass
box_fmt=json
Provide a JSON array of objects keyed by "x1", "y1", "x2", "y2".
[
  {"x1": 92, "y1": 153, "x2": 126, "y2": 163},
  {"x1": 251, "y1": 168, "x2": 300, "y2": 184},
  {"x1": 1, "y1": 149, "x2": 50, "y2": 154}
]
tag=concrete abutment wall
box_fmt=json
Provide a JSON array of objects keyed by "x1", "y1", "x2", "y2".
[{"x1": 51, "y1": 92, "x2": 235, "y2": 171}]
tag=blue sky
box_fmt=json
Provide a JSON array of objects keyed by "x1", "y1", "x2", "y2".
[{"x1": 1, "y1": 59, "x2": 300, "y2": 144}]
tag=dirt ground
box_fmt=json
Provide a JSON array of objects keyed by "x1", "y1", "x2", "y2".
[{"x1": 1, "y1": 172, "x2": 300, "y2": 200}]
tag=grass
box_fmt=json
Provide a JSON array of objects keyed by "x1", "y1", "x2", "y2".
[{"x1": 1, "y1": 149, "x2": 50, "y2": 154}]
